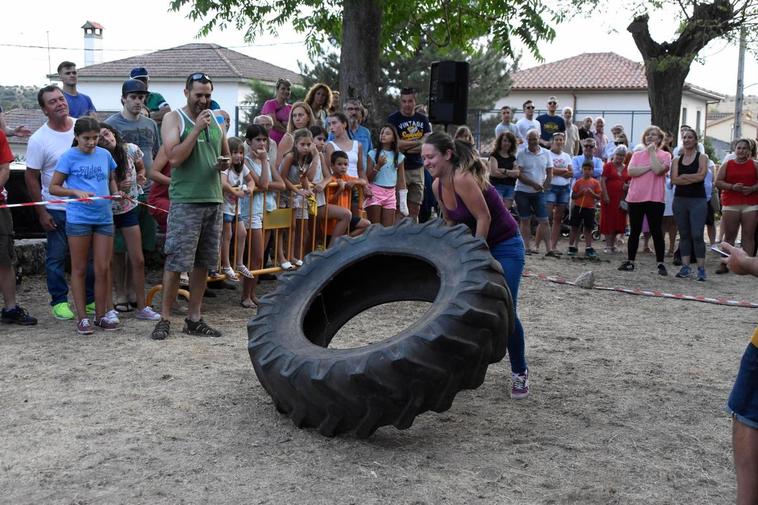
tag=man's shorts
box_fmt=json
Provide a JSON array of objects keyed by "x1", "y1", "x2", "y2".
[
  {"x1": 0, "y1": 208, "x2": 15, "y2": 267},
  {"x1": 404, "y1": 167, "x2": 425, "y2": 205},
  {"x1": 545, "y1": 184, "x2": 571, "y2": 205},
  {"x1": 569, "y1": 205, "x2": 596, "y2": 230},
  {"x1": 514, "y1": 191, "x2": 548, "y2": 221},
  {"x1": 164, "y1": 202, "x2": 223, "y2": 273},
  {"x1": 727, "y1": 331, "x2": 758, "y2": 429},
  {"x1": 364, "y1": 184, "x2": 397, "y2": 210}
]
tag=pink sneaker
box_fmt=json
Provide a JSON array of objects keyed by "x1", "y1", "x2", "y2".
[{"x1": 511, "y1": 370, "x2": 529, "y2": 399}]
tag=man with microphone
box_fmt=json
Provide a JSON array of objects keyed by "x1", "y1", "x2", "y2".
[{"x1": 151, "y1": 72, "x2": 231, "y2": 341}]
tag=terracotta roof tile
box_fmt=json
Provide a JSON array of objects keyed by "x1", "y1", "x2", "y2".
[
  {"x1": 76, "y1": 43, "x2": 302, "y2": 85},
  {"x1": 511, "y1": 52, "x2": 648, "y2": 90}
]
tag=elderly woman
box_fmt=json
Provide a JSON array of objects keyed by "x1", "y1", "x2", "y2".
[
  {"x1": 600, "y1": 146, "x2": 629, "y2": 253},
  {"x1": 618, "y1": 125, "x2": 672, "y2": 275}
]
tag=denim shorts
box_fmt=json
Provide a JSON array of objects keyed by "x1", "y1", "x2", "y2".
[
  {"x1": 545, "y1": 184, "x2": 571, "y2": 205},
  {"x1": 514, "y1": 191, "x2": 548, "y2": 221},
  {"x1": 493, "y1": 183, "x2": 515, "y2": 200},
  {"x1": 223, "y1": 213, "x2": 238, "y2": 224},
  {"x1": 66, "y1": 222, "x2": 114, "y2": 237},
  {"x1": 113, "y1": 207, "x2": 140, "y2": 229},
  {"x1": 727, "y1": 337, "x2": 758, "y2": 429}
]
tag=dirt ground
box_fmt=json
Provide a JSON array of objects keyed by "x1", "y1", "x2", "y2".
[{"x1": 1, "y1": 245, "x2": 756, "y2": 505}]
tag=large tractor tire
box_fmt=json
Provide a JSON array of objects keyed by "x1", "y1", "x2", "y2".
[{"x1": 247, "y1": 219, "x2": 513, "y2": 438}]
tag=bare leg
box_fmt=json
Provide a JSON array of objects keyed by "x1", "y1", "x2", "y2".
[
  {"x1": 519, "y1": 219, "x2": 532, "y2": 251},
  {"x1": 68, "y1": 235, "x2": 92, "y2": 320},
  {"x1": 121, "y1": 225, "x2": 147, "y2": 309},
  {"x1": 0, "y1": 265, "x2": 16, "y2": 308},
  {"x1": 111, "y1": 252, "x2": 128, "y2": 306},
  {"x1": 92, "y1": 232, "x2": 113, "y2": 319},
  {"x1": 366, "y1": 205, "x2": 382, "y2": 225},
  {"x1": 733, "y1": 419, "x2": 758, "y2": 505},
  {"x1": 408, "y1": 201, "x2": 420, "y2": 222},
  {"x1": 381, "y1": 208, "x2": 395, "y2": 227},
  {"x1": 536, "y1": 220, "x2": 551, "y2": 253},
  {"x1": 159, "y1": 270, "x2": 181, "y2": 320},
  {"x1": 187, "y1": 267, "x2": 208, "y2": 322},
  {"x1": 740, "y1": 212, "x2": 757, "y2": 257},
  {"x1": 220, "y1": 221, "x2": 232, "y2": 269}
]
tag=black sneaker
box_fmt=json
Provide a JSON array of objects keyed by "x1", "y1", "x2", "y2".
[
  {"x1": 151, "y1": 318, "x2": 171, "y2": 340},
  {"x1": 567, "y1": 246, "x2": 579, "y2": 257},
  {"x1": 618, "y1": 260, "x2": 635, "y2": 271},
  {"x1": 183, "y1": 318, "x2": 222, "y2": 338},
  {"x1": 657, "y1": 263, "x2": 668, "y2": 276},
  {"x1": 1, "y1": 305, "x2": 37, "y2": 325}
]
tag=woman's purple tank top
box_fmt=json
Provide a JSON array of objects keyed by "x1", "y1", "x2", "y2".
[{"x1": 439, "y1": 179, "x2": 518, "y2": 248}]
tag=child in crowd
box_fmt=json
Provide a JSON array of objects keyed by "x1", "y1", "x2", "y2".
[
  {"x1": 240, "y1": 124, "x2": 285, "y2": 308},
  {"x1": 220, "y1": 137, "x2": 254, "y2": 281},
  {"x1": 308, "y1": 125, "x2": 333, "y2": 248},
  {"x1": 49, "y1": 117, "x2": 118, "y2": 334},
  {"x1": 98, "y1": 123, "x2": 160, "y2": 322},
  {"x1": 365, "y1": 124, "x2": 408, "y2": 226},
  {"x1": 569, "y1": 161, "x2": 602, "y2": 258},
  {"x1": 279, "y1": 128, "x2": 319, "y2": 268},
  {"x1": 310, "y1": 127, "x2": 354, "y2": 247},
  {"x1": 325, "y1": 150, "x2": 370, "y2": 238}
]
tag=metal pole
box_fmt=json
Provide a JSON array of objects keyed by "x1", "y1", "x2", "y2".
[{"x1": 733, "y1": 27, "x2": 746, "y2": 141}]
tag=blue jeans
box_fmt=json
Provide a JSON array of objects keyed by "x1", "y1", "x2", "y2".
[
  {"x1": 46, "y1": 209, "x2": 94, "y2": 306},
  {"x1": 490, "y1": 234, "x2": 527, "y2": 374}
]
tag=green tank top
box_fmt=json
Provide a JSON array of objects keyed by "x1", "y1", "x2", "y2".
[{"x1": 169, "y1": 108, "x2": 223, "y2": 203}]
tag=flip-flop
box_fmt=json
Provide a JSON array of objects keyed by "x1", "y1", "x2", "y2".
[
  {"x1": 114, "y1": 302, "x2": 132, "y2": 313},
  {"x1": 240, "y1": 300, "x2": 257, "y2": 309}
]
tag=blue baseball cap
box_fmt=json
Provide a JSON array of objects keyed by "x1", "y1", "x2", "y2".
[
  {"x1": 129, "y1": 67, "x2": 149, "y2": 80},
  {"x1": 122, "y1": 78, "x2": 148, "y2": 96}
]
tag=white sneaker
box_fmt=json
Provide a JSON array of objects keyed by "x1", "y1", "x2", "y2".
[
  {"x1": 104, "y1": 309, "x2": 120, "y2": 324},
  {"x1": 221, "y1": 266, "x2": 239, "y2": 281},
  {"x1": 280, "y1": 261, "x2": 294, "y2": 271},
  {"x1": 236, "y1": 264, "x2": 254, "y2": 279},
  {"x1": 136, "y1": 306, "x2": 161, "y2": 321},
  {"x1": 294, "y1": 259, "x2": 304, "y2": 267},
  {"x1": 179, "y1": 272, "x2": 190, "y2": 285}
]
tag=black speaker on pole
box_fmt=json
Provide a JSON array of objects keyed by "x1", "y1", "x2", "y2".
[{"x1": 428, "y1": 60, "x2": 469, "y2": 125}]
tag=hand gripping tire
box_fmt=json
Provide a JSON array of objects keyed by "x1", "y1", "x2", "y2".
[{"x1": 247, "y1": 219, "x2": 513, "y2": 438}]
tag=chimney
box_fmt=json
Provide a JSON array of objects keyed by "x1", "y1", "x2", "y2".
[{"x1": 81, "y1": 21, "x2": 104, "y2": 66}]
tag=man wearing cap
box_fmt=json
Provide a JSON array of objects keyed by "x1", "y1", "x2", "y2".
[
  {"x1": 130, "y1": 67, "x2": 171, "y2": 126},
  {"x1": 536, "y1": 96, "x2": 565, "y2": 148},
  {"x1": 57, "y1": 61, "x2": 96, "y2": 118},
  {"x1": 603, "y1": 124, "x2": 625, "y2": 160},
  {"x1": 151, "y1": 72, "x2": 230, "y2": 341}
]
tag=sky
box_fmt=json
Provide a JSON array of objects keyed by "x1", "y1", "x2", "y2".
[{"x1": 1, "y1": 1, "x2": 757, "y2": 98}]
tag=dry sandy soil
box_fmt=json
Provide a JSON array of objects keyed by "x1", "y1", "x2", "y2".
[{"x1": 1, "y1": 244, "x2": 756, "y2": 505}]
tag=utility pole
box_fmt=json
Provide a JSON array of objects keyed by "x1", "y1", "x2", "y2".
[{"x1": 733, "y1": 27, "x2": 746, "y2": 141}]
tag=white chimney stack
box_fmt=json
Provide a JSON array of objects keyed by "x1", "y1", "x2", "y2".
[{"x1": 81, "y1": 21, "x2": 104, "y2": 67}]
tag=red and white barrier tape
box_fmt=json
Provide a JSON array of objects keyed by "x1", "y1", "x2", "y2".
[
  {"x1": 522, "y1": 270, "x2": 758, "y2": 309},
  {"x1": 0, "y1": 194, "x2": 169, "y2": 214}
]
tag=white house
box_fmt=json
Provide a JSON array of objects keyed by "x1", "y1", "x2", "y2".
[
  {"x1": 69, "y1": 42, "x2": 303, "y2": 135},
  {"x1": 496, "y1": 52, "x2": 724, "y2": 143}
]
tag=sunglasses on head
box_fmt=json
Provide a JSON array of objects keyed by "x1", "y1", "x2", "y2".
[{"x1": 186, "y1": 72, "x2": 212, "y2": 87}]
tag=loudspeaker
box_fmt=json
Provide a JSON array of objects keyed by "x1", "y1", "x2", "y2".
[{"x1": 428, "y1": 60, "x2": 469, "y2": 125}]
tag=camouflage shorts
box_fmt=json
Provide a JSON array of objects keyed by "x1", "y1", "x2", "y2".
[{"x1": 164, "y1": 203, "x2": 223, "y2": 273}]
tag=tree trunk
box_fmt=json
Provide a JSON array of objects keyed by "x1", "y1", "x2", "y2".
[
  {"x1": 643, "y1": 56, "x2": 690, "y2": 141},
  {"x1": 339, "y1": 0, "x2": 383, "y2": 129}
]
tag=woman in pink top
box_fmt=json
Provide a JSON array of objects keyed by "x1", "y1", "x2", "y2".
[
  {"x1": 618, "y1": 126, "x2": 672, "y2": 275},
  {"x1": 261, "y1": 78, "x2": 292, "y2": 144}
]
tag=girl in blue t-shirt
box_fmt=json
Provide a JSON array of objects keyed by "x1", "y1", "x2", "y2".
[
  {"x1": 50, "y1": 117, "x2": 118, "y2": 334},
  {"x1": 365, "y1": 124, "x2": 408, "y2": 226}
]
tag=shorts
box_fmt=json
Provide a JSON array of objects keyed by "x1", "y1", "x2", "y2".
[
  {"x1": 223, "y1": 213, "x2": 238, "y2": 224},
  {"x1": 282, "y1": 192, "x2": 309, "y2": 220},
  {"x1": 0, "y1": 208, "x2": 15, "y2": 267},
  {"x1": 66, "y1": 222, "x2": 114, "y2": 237},
  {"x1": 545, "y1": 184, "x2": 571, "y2": 205},
  {"x1": 349, "y1": 216, "x2": 362, "y2": 233},
  {"x1": 493, "y1": 183, "x2": 515, "y2": 200},
  {"x1": 404, "y1": 168, "x2": 425, "y2": 205},
  {"x1": 727, "y1": 338, "x2": 758, "y2": 429},
  {"x1": 164, "y1": 202, "x2": 223, "y2": 273},
  {"x1": 115, "y1": 194, "x2": 157, "y2": 253},
  {"x1": 114, "y1": 207, "x2": 140, "y2": 229},
  {"x1": 705, "y1": 199, "x2": 715, "y2": 226},
  {"x1": 514, "y1": 191, "x2": 548, "y2": 221},
  {"x1": 245, "y1": 213, "x2": 263, "y2": 230},
  {"x1": 364, "y1": 184, "x2": 397, "y2": 210},
  {"x1": 569, "y1": 205, "x2": 596, "y2": 230},
  {"x1": 722, "y1": 204, "x2": 758, "y2": 213}
]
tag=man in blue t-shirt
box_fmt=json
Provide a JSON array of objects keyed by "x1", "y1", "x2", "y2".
[
  {"x1": 57, "y1": 61, "x2": 96, "y2": 118},
  {"x1": 536, "y1": 96, "x2": 565, "y2": 148},
  {"x1": 387, "y1": 88, "x2": 431, "y2": 221}
]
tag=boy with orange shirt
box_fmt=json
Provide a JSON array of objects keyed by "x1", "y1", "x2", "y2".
[
  {"x1": 324, "y1": 150, "x2": 370, "y2": 238},
  {"x1": 569, "y1": 160, "x2": 602, "y2": 258}
]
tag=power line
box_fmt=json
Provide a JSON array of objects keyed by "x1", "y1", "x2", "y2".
[{"x1": 0, "y1": 40, "x2": 306, "y2": 51}]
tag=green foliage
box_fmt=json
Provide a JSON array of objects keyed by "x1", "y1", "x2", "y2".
[
  {"x1": 0, "y1": 85, "x2": 40, "y2": 111},
  {"x1": 703, "y1": 136, "x2": 719, "y2": 164}
]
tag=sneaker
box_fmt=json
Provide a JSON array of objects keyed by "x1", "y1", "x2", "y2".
[
  {"x1": 675, "y1": 265, "x2": 691, "y2": 278},
  {"x1": 657, "y1": 263, "x2": 668, "y2": 276},
  {"x1": 151, "y1": 319, "x2": 171, "y2": 340},
  {"x1": 618, "y1": 260, "x2": 635, "y2": 271},
  {"x1": 183, "y1": 318, "x2": 222, "y2": 338},
  {"x1": 1, "y1": 305, "x2": 37, "y2": 325},
  {"x1": 697, "y1": 267, "x2": 706, "y2": 282},
  {"x1": 673, "y1": 250, "x2": 682, "y2": 266},
  {"x1": 77, "y1": 318, "x2": 94, "y2": 335},
  {"x1": 221, "y1": 266, "x2": 239, "y2": 281},
  {"x1": 104, "y1": 309, "x2": 120, "y2": 324},
  {"x1": 236, "y1": 264, "x2": 254, "y2": 279},
  {"x1": 280, "y1": 261, "x2": 294, "y2": 271},
  {"x1": 94, "y1": 317, "x2": 119, "y2": 331},
  {"x1": 86, "y1": 302, "x2": 96, "y2": 315},
  {"x1": 567, "y1": 246, "x2": 578, "y2": 257},
  {"x1": 52, "y1": 302, "x2": 75, "y2": 320},
  {"x1": 585, "y1": 247, "x2": 597, "y2": 258},
  {"x1": 511, "y1": 370, "x2": 529, "y2": 400},
  {"x1": 136, "y1": 306, "x2": 161, "y2": 321},
  {"x1": 179, "y1": 272, "x2": 190, "y2": 286},
  {"x1": 294, "y1": 259, "x2": 304, "y2": 267}
]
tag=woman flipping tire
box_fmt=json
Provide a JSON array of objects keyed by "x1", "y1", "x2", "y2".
[{"x1": 248, "y1": 219, "x2": 513, "y2": 438}]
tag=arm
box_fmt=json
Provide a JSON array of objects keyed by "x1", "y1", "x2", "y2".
[
  {"x1": 109, "y1": 170, "x2": 119, "y2": 196},
  {"x1": 276, "y1": 134, "x2": 293, "y2": 171},
  {"x1": 714, "y1": 161, "x2": 729, "y2": 190},
  {"x1": 356, "y1": 144, "x2": 366, "y2": 181},
  {"x1": 0, "y1": 162, "x2": 8, "y2": 190},
  {"x1": 543, "y1": 167, "x2": 553, "y2": 188},
  {"x1": 455, "y1": 172, "x2": 491, "y2": 240},
  {"x1": 161, "y1": 109, "x2": 212, "y2": 167},
  {"x1": 488, "y1": 157, "x2": 506, "y2": 178},
  {"x1": 149, "y1": 147, "x2": 171, "y2": 186},
  {"x1": 25, "y1": 167, "x2": 56, "y2": 231},
  {"x1": 600, "y1": 176, "x2": 609, "y2": 203},
  {"x1": 505, "y1": 161, "x2": 520, "y2": 179},
  {"x1": 367, "y1": 156, "x2": 377, "y2": 183},
  {"x1": 279, "y1": 155, "x2": 305, "y2": 195}
]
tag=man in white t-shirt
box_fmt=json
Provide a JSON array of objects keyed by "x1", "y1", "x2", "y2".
[
  {"x1": 495, "y1": 105, "x2": 521, "y2": 144},
  {"x1": 515, "y1": 100, "x2": 540, "y2": 151},
  {"x1": 24, "y1": 85, "x2": 94, "y2": 321},
  {"x1": 515, "y1": 129, "x2": 553, "y2": 254},
  {"x1": 546, "y1": 132, "x2": 574, "y2": 254}
]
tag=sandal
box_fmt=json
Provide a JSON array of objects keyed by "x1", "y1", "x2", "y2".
[
  {"x1": 114, "y1": 302, "x2": 132, "y2": 313},
  {"x1": 240, "y1": 299, "x2": 257, "y2": 309}
]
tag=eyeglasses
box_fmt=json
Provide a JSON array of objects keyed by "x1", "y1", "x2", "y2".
[
  {"x1": 548, "y1": 102, "x2": 557, "y2": 105},
  {"x1": 584, "y1": 144, "x2": 596, "y2": 148},
  {"x1": 525, "y1": 106, "x2": 535, "y2": 110},
  {"x1": 186, "y1": 72, "x2": 212, "y2": 87},
  {"x1": 64, "y1": 71, "x2": 77, "y2": 76}
]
